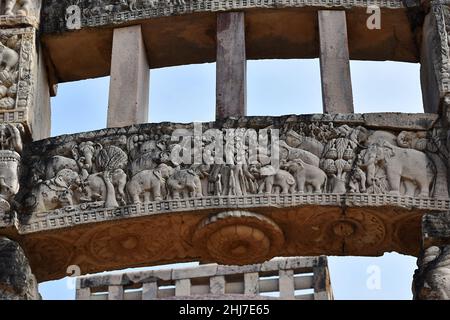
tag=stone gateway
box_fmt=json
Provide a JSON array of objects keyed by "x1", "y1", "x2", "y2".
[{"x1": 1, "y1": 0, "x2": 450, "y2": 300}]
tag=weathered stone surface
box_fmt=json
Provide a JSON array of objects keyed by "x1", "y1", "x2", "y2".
[
  {"x1": 107, "y1": 25, "x2": 149, "y2": 128},
  {"x1": 76, "y1": 256, "x2": 333, "y2": 300},
  {"x1": 279, "y1": 270, "x2": 295, "y2": 299},
  {"x1": 413, "y1": 245, "x2": 450, "y2": 300},
  {"x1": 318, "y1": 10, "x2": 353, "y2": 113},
  {"x1": 422, "y1": 212, "x2": 450, "y2": 248},
  {"x1": 172, "y1": 265, "x2": 218, "y2": 280},
  {"x1": 0, "y1": 0, "x2": 41, "y2": 28},
  {"x1": 0, "y1": 27, "x2": 50, "y2": 140},
  {"x1": 209, "y1": 276, "x2": 225, "y2": 295},
  {"x1": 216, "y1": 12, "x2": 246, "y2": 120},
  {"x1": 0, "y1": 237, "x2": 39, "y2": 300}
]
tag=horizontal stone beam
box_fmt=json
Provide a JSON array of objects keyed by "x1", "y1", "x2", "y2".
[{"x1": 41, "y1": 4, "x2": 418, "y2": 83}]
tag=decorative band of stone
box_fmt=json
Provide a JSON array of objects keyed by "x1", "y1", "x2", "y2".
[
  {"x1": 0, "y1": 150, "x2": 21, "y2": 162},
  {"x1": 0, "y1": 15, "x2": 39, "y2": 29},
  {"x1": 18, "y1": 193, "x2": 449, "y2": 234},
  {"x1": 42, "y1": 0, "x2": 406, "y2": 33}
]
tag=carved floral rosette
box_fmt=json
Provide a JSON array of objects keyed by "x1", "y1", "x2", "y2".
[{"x1": 0, "y1": 28, "x2": 35, "y2": 127}]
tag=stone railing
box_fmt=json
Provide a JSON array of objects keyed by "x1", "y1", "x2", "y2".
[{"x1": 76, "y1": 256, "x2": 333, "y2": 300}]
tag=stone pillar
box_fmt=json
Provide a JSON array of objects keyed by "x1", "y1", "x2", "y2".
[
  {"x1": 216, "y1": 12, "x2": 247, "y2": 120},
  {"x1": 413, "y1": 212, "x2": 450, "y2": 300},
  {"x1": 318, "y1": 10, "x2": 354, "y2": 114},
  {"x1": 0, "y1": 237, "x2": 40, "y2": 300},
  {"x1": 107, "y1": 25, "x2": 150, "y2": 128}
]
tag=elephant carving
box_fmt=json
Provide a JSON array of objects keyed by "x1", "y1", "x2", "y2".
[
  {"x1": 167, "y1": 168, "x2": 202, "y2": 199},
  {"x1": 80, "y1": 169, "x2": 127, "y2": 207},
  {"x1": 254, "y1": 165, "x2": 296, "y2": 194},
  {"x1": 28, "y1": 169, "x2": 81, "y2": 213},
  {"x1": 44, "y1": 155, "x2": 79, "y2": 180},
  {"x1": 283, "y1": 159, "x2": 327, "y2": 193},
  {"x1": 362, "y1": 141, "x2": 436, "y2": 197},
  {"x1": 126, "y1": 164, "x2": 174, "y2": 203}
]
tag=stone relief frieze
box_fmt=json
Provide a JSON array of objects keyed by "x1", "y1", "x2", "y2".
[
  {"x1": 0, "y1": 28, "x2": 35, "y2": 126},
  {"x1": 41, "y1": 0, "x2": 406, "y2": 32},
  {"x1": 16, "y1": 118, "x2": 449, "y2": 218}
]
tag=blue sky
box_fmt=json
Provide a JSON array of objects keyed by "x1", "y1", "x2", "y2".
[{"x1": 42, "y1": 59, "x2": 422, "y2": 300}]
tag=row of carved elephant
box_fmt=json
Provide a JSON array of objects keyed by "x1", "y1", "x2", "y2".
[{"x1": 21, "y1": 124, "x2": 445, "y2": 214}]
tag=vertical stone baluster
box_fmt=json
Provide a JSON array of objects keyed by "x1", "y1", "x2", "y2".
[
  {"x1": 216, "y1": 12, "x2": 247, "y2": 120},
  {"x1": 142, "y1": 281, "x2": 158, "y2": 300},
  {"x1": 279, "y1": 270, "x2": 295, "y2": 300},
  {"x1": 318, "y1": 10, "x2": 354, "y2": 114},
  {"x1": 210, "y1": 275, "x2": 226, "y2": 295},
  {"x1": 108, "y1": 285, "x2": 124, "y2": 300},
  {"x1": 175, "y1": 279, "x2": 191, "y2": 296},
  {"x1": 244, "y1": 272, "x2": 259, "y2": 295},
  {"x1": 108, "y1": 25, "x2": 150, "y2": 128}
]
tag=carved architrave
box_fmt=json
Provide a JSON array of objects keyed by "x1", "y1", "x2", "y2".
[
  {"x1": 0, "y1": 115, "x2": 446, "y2": 281},
  {"x1": 0, "y1": 28, "x2": 35, "y2": 134},
  {"x1": 41, "y1": 0, "x2": 407, "y2": 33}
]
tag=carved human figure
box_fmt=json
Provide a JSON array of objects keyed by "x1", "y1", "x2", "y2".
[
  {"x1": 0, "y1": 124, "x2": 23, "y2": 214},
  {"x1": 167, "y1": 168, "x2": 202, "y2": 199},
  {"x1": 362, "y1": 141, "x2": 435, "y2": 197},
  {"x1": 254, "y1": 165, "x2": 296, "y2": 194},
  {"x1": 283, "y1": 159, "x2": 327, "y2": 193},
  {"x1": 126, "y1": 163, "x2": 174, "y2": 203},
  {"x1": 413, "y1": 246, "x2": 450, "y2": 300}
]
